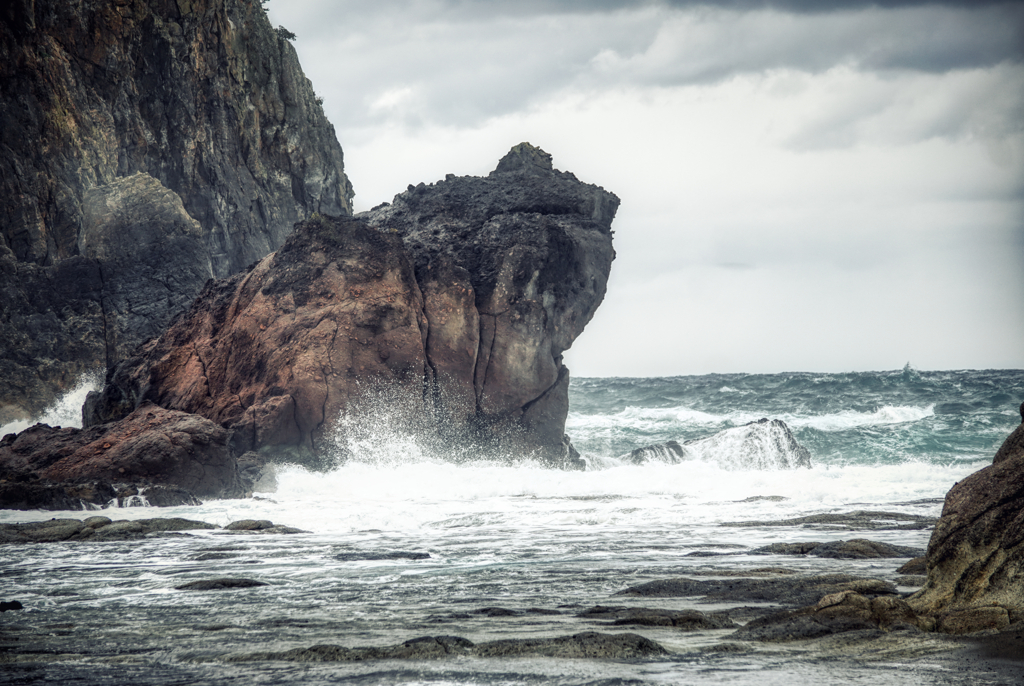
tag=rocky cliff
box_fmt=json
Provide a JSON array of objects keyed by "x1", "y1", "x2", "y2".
[
  {"x1": 0, "y1": 0, "x2": 353, "y2": 424},
  {"x1": 84, "y1": 144, "x2": 618, "y2": 470}
]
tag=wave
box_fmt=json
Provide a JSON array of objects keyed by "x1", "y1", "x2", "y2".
[{"x1": 567, "y1": 404, "x2": 935, "y2": 434}]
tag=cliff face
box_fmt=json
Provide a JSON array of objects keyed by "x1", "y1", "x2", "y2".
[
  {"x1": 0, "y1": 0, "x2": 353, "y2": 423},
  {"x1": 85, "y1": 144, "x2": 618, "y2": 469}
]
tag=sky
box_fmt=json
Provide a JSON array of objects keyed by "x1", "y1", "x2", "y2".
[{"x1": 266, "y1": 0, "x2": 1024, "y2": 377}]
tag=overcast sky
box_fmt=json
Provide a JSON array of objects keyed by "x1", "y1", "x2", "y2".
[{"x1": 267, "y1": 0, "x2": 1023, "y2": 377}]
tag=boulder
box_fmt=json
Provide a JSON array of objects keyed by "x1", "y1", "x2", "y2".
[
  {"x1": 0, "y1": 0, "x2": 352, "y2": 422},
  {"x1": 733, "y1": 591, "x2": 929, "y2": 642},
  {"x1": 909, "y1": 404, "x2": 1024, "y2": 624},
  {"x1": 0, "y1": 404, "x2": 241, "y2": 508},
  {"x1": 86, "y1": 145, "x2": 618, "y2": 468},
  {"x1": 684, "y1": 418, "x2": 812, "y2": 469}
]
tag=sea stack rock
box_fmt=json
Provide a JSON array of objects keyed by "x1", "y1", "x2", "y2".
[
  {"x1": 0, "y1": 0, "x2": 353, "y2": 425},
  {"x1": 86, "y1": 144, "x2": 618, "y2": 469},
  {"x1": 909, "y1": 405, "x2": 1024, "y2": 632}
]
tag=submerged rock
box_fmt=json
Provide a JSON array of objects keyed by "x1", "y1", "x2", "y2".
[
  {"x1": 751, "y1": 539, "x2": 924, "y2": 559},
  {"x1": 579, "y1": 606, "x2": 737, "y2": 630},
  {"x1": 723, "y1": 510, "x2": 937, "y2": 530},
  {"x1": 0, "y1": 0, "x2": 352, "y2": 423},
  {"x1": 229, "y1": 632, "x2": 666, "y2": 662},
  {"x1": 910, "y1": 404, "x2": 1024, "y2": 626},
  {"x1": 87, "y1": 145, "x2": 617, "y2": 470},
  {"x1": 176, "y1": 578, "x2": 269, "y2": 591}
]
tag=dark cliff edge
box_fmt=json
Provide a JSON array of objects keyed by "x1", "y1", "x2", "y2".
[
  {"x1": 0, "y1": 0, "x2": 353, "y2": 424},
  {"x1": 79, "y1": 144, "x2": 617, "y2": 481}
]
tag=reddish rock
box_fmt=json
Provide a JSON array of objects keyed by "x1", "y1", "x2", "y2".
[
  {"x1": 0, "y1": 404, "x2": 240, "y2": 507},
  {"x1": 87, "y1": 145, "x2": 618, "y2": 468}
]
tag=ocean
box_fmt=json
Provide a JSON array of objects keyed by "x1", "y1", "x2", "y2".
[{"x1": 1, "y1": 367, "x2": 1022, "y2": 684}]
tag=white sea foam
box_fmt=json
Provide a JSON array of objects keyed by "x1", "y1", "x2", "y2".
[
  {"x1": 567, "y1": 403, "x2": 935, "y2": 434},
  {"x1": 0, "y1": 372, "x2": 101, "y2": 436}
]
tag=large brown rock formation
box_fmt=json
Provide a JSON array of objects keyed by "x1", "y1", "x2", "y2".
[
  {"x1": 0, "y1": 0, "x2": 353, "y2": 424},
  {"x1": 85, "y1": 144, "x2": 618, "y2": 469}
]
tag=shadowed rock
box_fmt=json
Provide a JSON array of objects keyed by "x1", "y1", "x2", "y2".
[{"x1": 0, "y1": 516, "x2": 215, "y2": 544}]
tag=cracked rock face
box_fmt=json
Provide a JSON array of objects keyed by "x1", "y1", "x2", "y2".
[
  {"x1": 86, "y1": 144, "x2": 618, "y2": 469},
  {"x1": 0, "y1": 0, "x2": 353, "y2": 423}
]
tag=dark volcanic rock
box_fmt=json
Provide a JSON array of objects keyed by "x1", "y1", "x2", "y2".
[
  {"x1": 751, "y1": 539, "x2": 924, "y2": 559},
  {"x1": 230, "y1": 632, "x2": 666, "y2": 662},
  {"x1": 617, "y1": 574, "x2": 899, "y2": 608},
  {"x1": 0, "y1": 0, "x2": 353, "y2": 423},
  {"x1": 910, "y1": 405, "x2": 1024, "y2": 622},
  {"x1": 87, "y1": 145, "x2": 617, "y2": 468},
  {"x1": 579, "y1": 606, "x2": 737, "y2": 630},
  {"x1": 362, "y1": 143, "x2": 618, "y2": 466},
  {"x1": 0, "y1": 404, "x2": 239, "y2": 509},
  {"x1": 175, "y1": 578, "x2": 269, "y2": 591},
  {"x1": 0, "y1": 600, "x2": 23, "y2": 612}
]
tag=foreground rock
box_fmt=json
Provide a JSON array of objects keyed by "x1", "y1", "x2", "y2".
[
  {"x1": 617, "y1": 573, "x2": 898, "y2": 608},
  {"x1": 228, "y1": 632, "x2": 666, "y2": 662},
  {"x1": 733, "y1": 591, "x2": 930, "y2": 642},
  {"x1": 909, "y1": 403, "x2": 1024, "y2": 627},
  {"x1": 0, "y1": 404, "x2": 240, "y2": 508},
  {"x1": 0, "y1": 0, "x2": 352, "y2": 423},
  {"x1": 86, "y1": 144, "x2": 617, "y2": 469}
]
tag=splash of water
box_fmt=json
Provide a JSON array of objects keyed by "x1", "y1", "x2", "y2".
[{"x1": 0, "y1": 371, "x2": 102, "y2": 436}]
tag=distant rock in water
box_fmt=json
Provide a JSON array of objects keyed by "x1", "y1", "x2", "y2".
[
  {"x1": 84, "y1": 144, "x2": 618, "y2": 471},
  {"x1": 626, "y1": 419, "x2": 811, "y2": 469},
  {"x1": 0, "y1": 0, "x2": 353, "y2": 424}
]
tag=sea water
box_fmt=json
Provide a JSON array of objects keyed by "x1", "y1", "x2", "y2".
[{"x1": 1, "y1": 368, "x2": 1022, "y2": 684}]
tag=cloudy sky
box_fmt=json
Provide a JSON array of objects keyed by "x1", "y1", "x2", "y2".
[{"x1": 267, "y1": 0, "x2": 1023, "y2": 377}]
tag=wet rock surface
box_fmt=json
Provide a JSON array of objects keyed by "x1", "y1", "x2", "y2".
[
  {"x1": 579, "y1": 606, "x2": 737, "y2": 630},
  {"x1": 617, "y1": 573, "x2": 899, "y2": 608},
  {"x1": 0, "y1": 0, "x2": 352, "y2": 422},
  {"x1": 723, "y1": 510, "x2": 938, "y2": 530},
  {"x1": 750, "y1": 539, "x2": 924, "y2": 559},
  {"x1": 86, "y1": 144, "x2": 617, "y2": 470},
  {"x1": 0, "y1": 404, "x2": 240, "y2": 508},
  {"x1": 176, "y1": 579, "x2": 269, "y2": 591},
  {"x1": 229, "y1": 632, "x2": 667, "y2": 662},
  {"x1": 0, "y1": 517, "x2": 301, "y2": 544}
]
